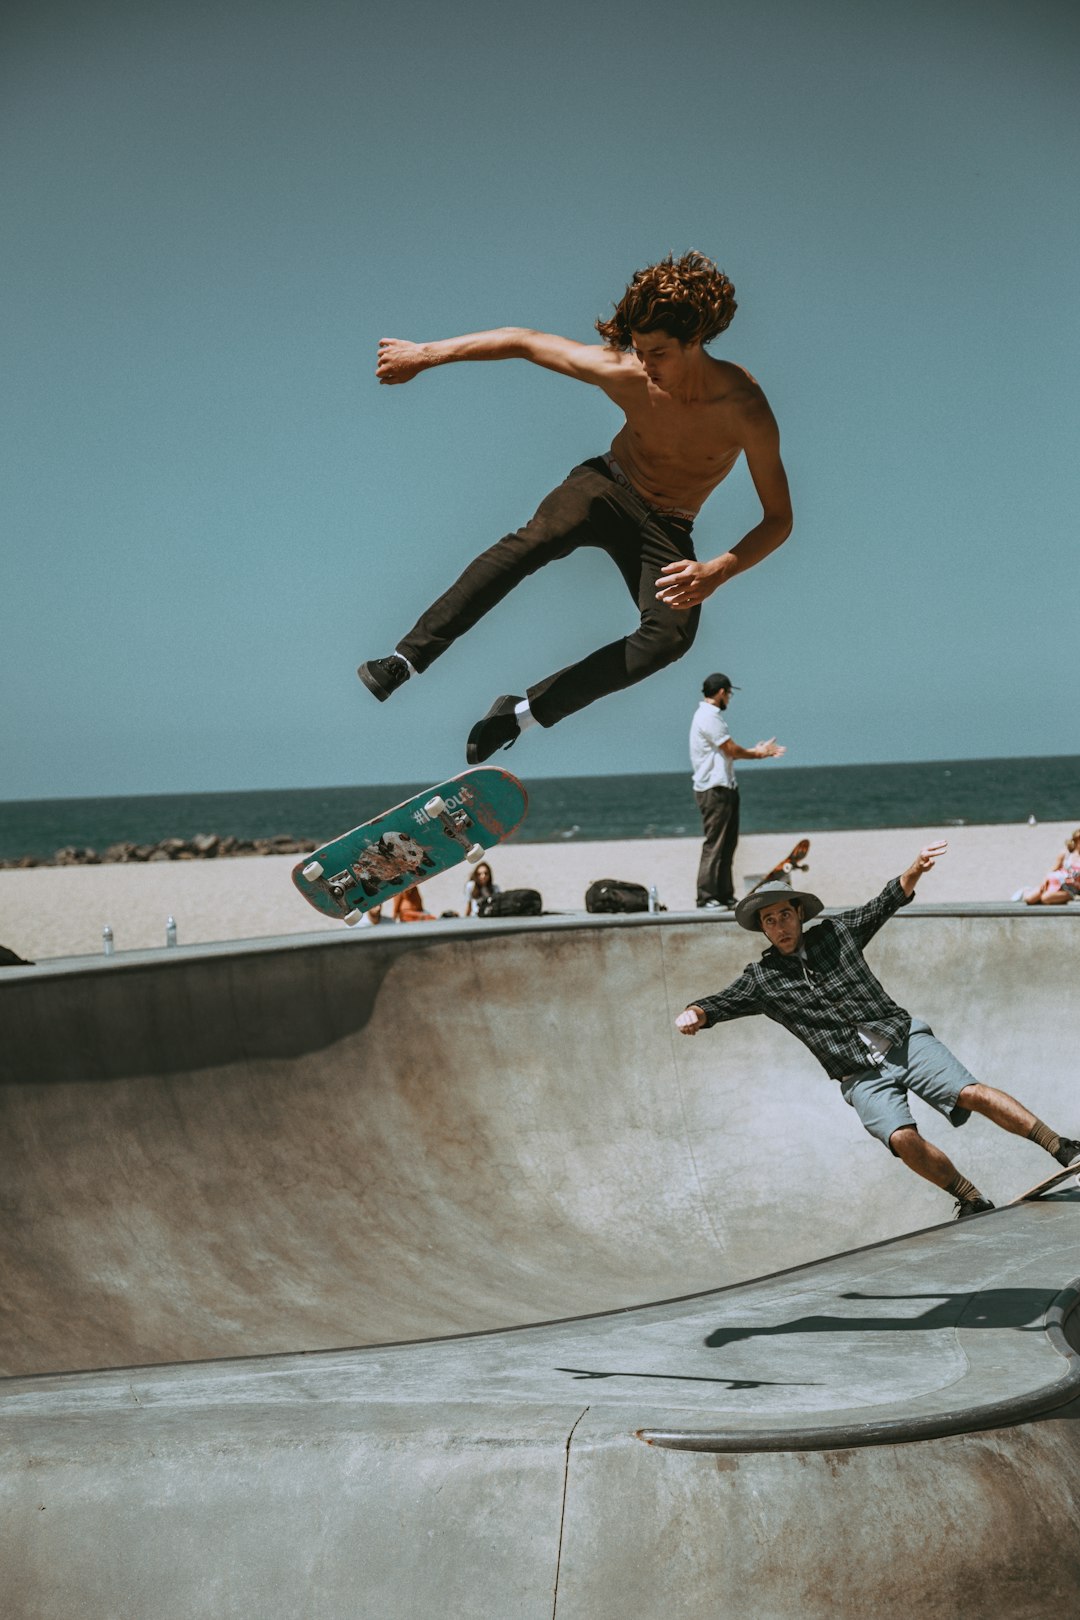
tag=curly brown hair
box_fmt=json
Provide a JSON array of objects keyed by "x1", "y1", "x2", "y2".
[{"x1": 595, "y1": 251, "x2": 737, "y2": 350}]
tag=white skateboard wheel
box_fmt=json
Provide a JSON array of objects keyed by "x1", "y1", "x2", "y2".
[
  {"x1": 425, "y1": 795, "x2": 447, "y2": 818},
  {"x1": 302, "y1": 860, "x2": 324, "y2": 881},
  {"x1": 466, "y1": 843, "x2": 484, "y2": 864},
  {"x1": 343, "y1": 909, "x2": 363, "y2": 927}
]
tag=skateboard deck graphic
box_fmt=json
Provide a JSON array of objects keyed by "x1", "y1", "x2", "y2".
[
  {"x1": 292, "y1": 767, "x2": 528, "y2": 925},
  {"x1": 1007, "y1": 1161, "x2": 1080, "y2": 1206},
  {"x1": 747, "y1": 837, "x2": 810, "y2": 896}
]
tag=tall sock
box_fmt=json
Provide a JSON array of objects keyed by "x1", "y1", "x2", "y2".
[
  {"x1": 1026, "y1": 1120, "x2": 1061, "y2": 1157},
  {"x1": 514, "y1": 698, "x2": 539, "y2": 734},
  {"x1": 946, "y1": 1173, "x2": 982, "y2": 1204}
]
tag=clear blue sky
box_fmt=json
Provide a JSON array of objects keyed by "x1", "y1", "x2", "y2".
[{"x1": 3, "y1": 0, "x2": 1077, "y2": 799}]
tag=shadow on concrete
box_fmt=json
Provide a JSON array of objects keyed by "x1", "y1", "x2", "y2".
[
  {"x1": 556, "y1": 1366, "x2": 816, "y2": 1389},
  {"x1": 704, "y1": 1286, "x2": 1056, "y2": 1347}
]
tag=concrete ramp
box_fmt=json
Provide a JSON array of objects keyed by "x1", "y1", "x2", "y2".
[{"x1": 2, "y1": 909, "x2": 1079, "y2": 1617}]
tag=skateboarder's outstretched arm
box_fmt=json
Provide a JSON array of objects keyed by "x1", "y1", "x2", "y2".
[
  {"x1": 676, "y1": 970, "x2": 762, "y2": 1035},
  {"x1": 377, "y1": 330, "x2": 634, "y2": 393},
  {"x1": 830, "y1": 844, "x2": 947, "y2": 948}
]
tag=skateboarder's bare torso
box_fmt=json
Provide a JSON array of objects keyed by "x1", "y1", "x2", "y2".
[{"x1": 606, "y1": 355, "x2": 770, "y2": 515}]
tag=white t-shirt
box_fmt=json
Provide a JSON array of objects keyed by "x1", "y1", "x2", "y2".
[
  {"x1": 689, "y1": 699, "x2": 736, "y2": 792},
  {"x1": 464, "y1": 879, "x2": 500, "y2": 911}
]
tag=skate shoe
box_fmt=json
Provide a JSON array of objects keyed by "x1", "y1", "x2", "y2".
[
  {"x1": 466, "y1": 695, "x2": 523, "y2": 764},
  {"x1": 953, "y1": 1196, "x2": 995, "y2": 1221},
  {"x1": 358, "y1": 655, "x2": 411, "y2": 701}
]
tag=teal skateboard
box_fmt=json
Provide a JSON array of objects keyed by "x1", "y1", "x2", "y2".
[{"x1": 291, "y1": 767, "x2": 528, "y2": 925}]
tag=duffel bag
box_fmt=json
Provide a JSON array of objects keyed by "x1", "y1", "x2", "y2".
[
  {"x1": 477, "y1": 888, "x2": 543, "y2": 917},
  {"x1": 585, "y1": 878, "x2": 649, "y2": 914}
]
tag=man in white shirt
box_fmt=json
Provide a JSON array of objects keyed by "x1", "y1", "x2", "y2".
[{"x1": 690, "y1": 672, "x2": 785, "y2": 909}]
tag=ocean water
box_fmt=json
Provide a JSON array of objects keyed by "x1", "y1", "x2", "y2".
[{"x1": 1, "y1": 755, "x2": 1078, "y2": 863}]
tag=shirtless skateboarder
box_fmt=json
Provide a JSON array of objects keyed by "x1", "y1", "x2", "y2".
[
  {"x1": 359, "y1": 252, "x2": 793, "y2": 763},
  {"x1": 676, "y1": 842, "x2": 1080, "y2": 1219}
]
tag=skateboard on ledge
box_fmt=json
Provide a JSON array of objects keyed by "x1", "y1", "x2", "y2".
[
  {"x1": 291, "y1": 768, "x2": 528, "y2": 926},
  {"x1": 746, "y1": 837, "x2": 811, "y2": 896}
]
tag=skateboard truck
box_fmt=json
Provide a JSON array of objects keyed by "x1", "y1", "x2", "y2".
[
  {"x1": 326, "y1": 868, "x2": 377, "y2": 900},
  {"x1": 298, "y1": 864, "x2": 378, "y2": 922},
  {"x1": 297, "y1": 865, "x2": 362, "y2": 897},
  {"x1": 424, "y1": 795, "x2": 484, "y2": 864}
]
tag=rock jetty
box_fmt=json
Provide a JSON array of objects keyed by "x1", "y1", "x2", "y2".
[{"x1": 0, "y1": 833, "x2": 318, "y2": 870}]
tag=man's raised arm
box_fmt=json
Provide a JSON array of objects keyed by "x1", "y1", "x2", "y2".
[
  {"x1": 376, "y1": 329, "x2": 628, "y2": 389},
  {"x1": 899, "y1": 841, "x2": 948, "y2": 897}
]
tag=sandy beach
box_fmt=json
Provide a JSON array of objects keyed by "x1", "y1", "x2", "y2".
[{"x1": 1, "y1": 820, "x2": 1072, "y2": 963}]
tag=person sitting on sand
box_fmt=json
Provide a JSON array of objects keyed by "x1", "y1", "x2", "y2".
[
  {"x1": 1017, "y1": 827, "x2": 1080, "y2": 906},
  {"x1": 359, "y1": 252, "x2": 792, "y2": 763},
  {"x1": 392, "y1": 885, "x2": 436, "y2": 923},
  {"x1": 463, "y1": 861, "x2": 499, "y2": 917},
  {"x1": 676, "y1": 842, "x2": 1080, "y2": 1219}
]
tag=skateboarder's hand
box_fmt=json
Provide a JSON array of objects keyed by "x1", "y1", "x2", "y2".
[
  {"x1": 377, "y1": 339, "x2": 430, "y2": 385},
  {"x1": 655, "y1": 555, "x2": 731, "y2": 609},
  {"x1": 900, "y1": 840, "x2": 948, "y2": 895},
  {"x1": 676, "y1": 1007, "x2": 707, "y2": 1035}
]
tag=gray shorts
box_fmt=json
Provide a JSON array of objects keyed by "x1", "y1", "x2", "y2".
[{"x1": 839, "y1": 1018, "x2": 975, "y2": 1153}]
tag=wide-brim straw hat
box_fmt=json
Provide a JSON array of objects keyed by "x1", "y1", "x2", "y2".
[{"x1": 735, "y1": 879, "x2": 824, "y2": 933}]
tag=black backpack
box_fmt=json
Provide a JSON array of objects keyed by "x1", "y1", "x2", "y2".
[
  {"x1": 585, "y1": 878, "x2": 650, "y2": 914},
  {"x1": 477, "y1": 888, "x2": 543, "y2": 917}
]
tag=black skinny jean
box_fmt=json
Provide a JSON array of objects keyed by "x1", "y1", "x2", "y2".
[{"x1": 397, "y1": 457, "x2": 700, "y2": 727}]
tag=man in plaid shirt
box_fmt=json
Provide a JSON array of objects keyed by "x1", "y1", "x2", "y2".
[{"x1": 677, "y1": 842, "x2": 1080, "y2": 1218}]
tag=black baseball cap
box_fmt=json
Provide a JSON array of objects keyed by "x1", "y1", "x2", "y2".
[{"x1": 702, "y1": 673, "x2": 740, "y2": 696}]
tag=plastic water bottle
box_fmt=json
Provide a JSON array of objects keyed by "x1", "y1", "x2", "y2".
[
  {"x1": 102, "y1": 924, "x2": 114, "y2": 957},
  {"x1": 648, "y1": 885, "x2": 659, "y2": 914},
  {"x1": 165, "y1": 916, "x2": 178, "y2": 948}
]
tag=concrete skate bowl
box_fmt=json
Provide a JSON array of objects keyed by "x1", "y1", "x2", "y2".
[{"x1": 2, "y1": 909, "x2": 1079, "y2": 1618}]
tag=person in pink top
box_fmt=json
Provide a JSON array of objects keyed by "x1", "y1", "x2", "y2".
[{"x1": 1018, "y1": 827, "x2": 1080, "y2": 905}]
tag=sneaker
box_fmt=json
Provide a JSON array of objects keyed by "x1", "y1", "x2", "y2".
[
  {"x1": 1053, "y1": 1137, "x2": 1080, "y2": 1168},
  {"x1": 357, "y1": 655, "x2": 411, "y2": 702},
  {"x1": 466, "y1": 695, "x2": 523, "y2": 764},
  {"x1": 953, "y1": 1196, "x2": 995, "y2": 1220}
]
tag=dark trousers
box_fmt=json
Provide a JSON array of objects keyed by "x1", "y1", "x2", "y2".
[
  {"x1": 695, "y1": 785, "x2": 740, "y2": 907},
  {"x1": 397, "y1": 458, "x2": 700, "y2": 728}
]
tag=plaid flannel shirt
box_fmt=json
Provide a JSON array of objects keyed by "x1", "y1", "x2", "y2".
[{"x1": 690, "y1": 877, "x2": 915, "y2": 1081}]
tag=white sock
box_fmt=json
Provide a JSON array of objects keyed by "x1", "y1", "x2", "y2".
[
  {"x1": 514, "y1": 698, "x2": 539, "y2": 733},
  {"x1": 392, "y1": 652, "x2": 418, "y2": 677}
]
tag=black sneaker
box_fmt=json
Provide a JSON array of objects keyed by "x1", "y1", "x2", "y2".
[
  {"x1": 1053, "y1": 1137, "x2": 1080, "y2": 1168},
  {"x1": 953, "y1": 1196, "x2": 995, "y2": 1221},
  {"x1": 357, "y1": 655, "x2": 411, "y2": 702},
  {"x1": 466, "y1": 695, "x2": 523, "y2": 764}
]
